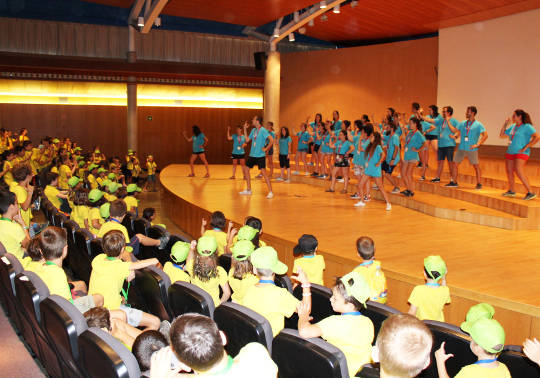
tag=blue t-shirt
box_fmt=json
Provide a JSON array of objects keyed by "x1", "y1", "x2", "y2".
[
  {"x1": 264, "y1": 131, "x2": 276, "y2": 147},
  {"x1": 404, "y1": 131, "x2": 426, "y2": 161},
  {"x1": 297, "y1": 132, "x2": 311, "y2": 150},
  {"x1": 386, "y1": 134, "x2": 400, "y2": 165},
  {"x1": 321, "y1": 134, "x2": 333, "y2": 154},
  {"x1": 279, "y1": 136, "x2": 292, "y2": 155},
  {"x1": 505, "y1": 123, "x2": 536, "y2": 155},
  {"x1": 336, "y1": 140, "x2": 353, "y2": 155},
  {"x1": 309, "y1": 122, "x2": 317, "y2": 133},
  {"x1": 248, "y1": 127, "x2": 270, "y2": 158},
  {"x1": 333, "y1": 120, "x2": 343, "y2": 134},
  {"x1": 193, "y1": 133, "x2": 205, "y2": 153},
  {"x1": 438, "y1": 118, "x2": 459, "y2": 148},
  {"x1": 425, "y1": 114, "x2": 443, "y2": 136},
  {"x1": 365, "y1": 144, "x2": 383, "y2": 178},
  {"x1": 314, "y1": 130, "x2": 323, "y2": 145},
  {"x1": 353, "y1": 138, "x2": 370, "y2": 166},
  {"x1": 457, "y1": 120, "x2": 485, "y2": 152},
  {"x1": 232, "y1": 134, "x2": 246, "y2": 154}
]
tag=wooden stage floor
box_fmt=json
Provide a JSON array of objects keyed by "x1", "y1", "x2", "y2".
[{"x1": 160, "y1": 164, "x2": 540, "y2": 344}]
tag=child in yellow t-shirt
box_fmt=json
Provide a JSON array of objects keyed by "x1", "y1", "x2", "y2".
[
  {"x1": 293, "y1": 234, "x2": 325, "y2": 286},
  {"x1": 1, "y1": 149, "x2": 16, "y2": 186},
  {"x1": 96, "y1": 167, "x2": 107, "y2": 187},
  {"x1": 352, "y1": 236, "x2": 387, "y2": 303},
  {"x1": 58, "y1": 155, "x2": 74, "y2": 190},
  {"x1": 44, "y1": 172, "x2": 70, "y2": 211},
  {"x1": 185, "y1": 235, "x2": 230, "y2": 306},
  {"x1": 0, "y1": 190, "x2": 30, "y2": 262},
  {"x1": 408, "y1": 255, "x2": 451, "y2": 321},
  {"x1": 436, "y1": 318, "x2": 511, "y2": 378},
  {"x1": 163, "y1": 241, "x2": 191, "y2": 284},
  {"x1": 200, "y1": 211, "x2": 227, "y2": 256},
  {"x1": 241, "y1": 246, "x2": 311, "y2": 337},
  {"x1": 86, "y1": 164, "x2": 99, "y2": 190},
  {"x1": 71, "y1": 188, "x2": 90, "y2": 230},
  {"x1": 228, "y1": 240, "x2": 258, "y2": 303},
  {"x1": 297, "y1": 271, "x2": 374, "y2": 377},
  {"x1": 145, "y1": 155, "x2": 157, "y2": 192},
  {"x1": 88, "y1": 189, "x2": 106, "y2": 236},
  {"x1": 10, "y1": 164, "x2": 34, "y2": 228},
  {"x1": 124, "y1": 184, "x2": 141, "y2": 215}
]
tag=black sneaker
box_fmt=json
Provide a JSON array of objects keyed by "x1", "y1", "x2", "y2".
[
  {"x1": 445, "y1": 181, "x2": 458, "y2": 187},
  {"x1": 524, "y1": 192, "x2": 537, "y2": 201},
  {"x1": 417, "y1": 162, "x2": 423, "y2": 168},
  {"x1": 408, "y1": 191, "x2": 415, "y2": 197},
  {"x1": 475, "y1": 183, "x2": 483, "y2": 190},
  {"x1": 310, "y1": 172, "x2": 319, "y2": 177},
  {"x1": 502, "y1": 190, "x2": 516, "y2": 197},
  {"x1": 401, "y1": 189, "x2": 410, "y2": 196},
  {"x1": 419, "y1": 176, "x2": 425, "y2": 181},
  {"x1": 431, "y1": 177, "x2": 441, "y2": 183}
]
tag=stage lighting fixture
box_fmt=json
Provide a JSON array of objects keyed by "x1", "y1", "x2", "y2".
[
  {"x1": 320, "y1": 1, "x2": 327, "y2": 9},
  {"x1": 273, "y1": 28, "x2": 280, "y2": 37},
  {"x1": 351, "y1": 0, "x2": 358, "y2": 7},
  {"x1": 288, "y1": 33, "x2": 295, "y2": 42},
  {"x1": 333, "y1": 4, "x2": 340, "y2": 13},
  {"x1": 137, "y1": 17, "x2": 144, "y2": 27},
  {"x1": 321, "y1": 14, "x2": 328, "y2": 21},
  {"x1": 308, "y1": 19, "x2": 315, "y2": 27}
]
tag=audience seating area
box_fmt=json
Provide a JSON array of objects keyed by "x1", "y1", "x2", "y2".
[{"x1": 0, "y1": 193, "x2": 538, "y2": 378}]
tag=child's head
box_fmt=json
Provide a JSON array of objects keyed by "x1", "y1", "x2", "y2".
[
  {"x1": 132, "y1": 330, "x2": 169, "y2": 372},
  {"x1": 0, "y1": 190, "x2": 17, "y2": 216},
  {"x1": 251, "y1": 246, "x2": 288, "y2": 278},
  {"x1": 231, "y1": 240, "x2": 255, "y2": 280},
  {"x1": 84, "y1": 306, "x2": 111, "y2": 332},
  {"x1": 27, "y1": 236, "x2": 43, "y2": 262},
  {"x1": 116, "y1": 187, "x2": 128, "y2": 199},
  {"x1": 109, "y1": 199, "x2": 127, "y2": 219},
  {"x1": 102, "y1": 230, "x2": 125, "y2": 258},
  {"x1": 193, "y1": 236, "x2": 219, "y2": 282},
  {"x1": 88, "y1": 189, "x2": 106, "y2": 208},
  {"x1": 73, "y1": 188, "x2": 89, "y2": 206},
  {"x1": 126, "y1": 184, "x2": 142, "y2": 196},
  {"x1": 245, "y1": 216, "x2": 263, "y2": 233},
  {"x1": 13, "y1": 164, "x2": 32, "y2": 184},
  {"x1": 68, "y1": 176, "x2": 81, "y2": 189},
  {"x1": 293, "y1": 234, "x2": 318, "y2": 257},
  {"x1": 39, "y1": 226, "x2": 68, "y2": 261},
  {"x1": 170, "y1": 313, "x2": 225, "y2": 373},
  {"x1": 331, "y1": 272, "x2": 370, "y2": 313},
  {"x1": 237, "y1": 225, "x2": 260, "y2": 248},
  {"x1": 374, "y1": 314, "x2": 433, "y2": 378},
  {"x1": 45, "y1": 172, "x2": 59, "y2": 186},
  {"x1": 423, "y1": 255, "x2": 447, "y2": 282},
  {"x1": 142, "y1": 207, "x2": 156, "y2": 221},
  {"x1": 468, "y1": 318, "x2": 505, "y2": 357},
  {"x1": 209, "y1": 211, "x2": 226, "y2": 230},
  {"x1": 170, "y1": 241, "x2": 190, "y2": 265},
  {"x1": 356, "y1": 236, "x2": 375, "y2": 260},
  {"x1": 460, "y1": 303, "x2": 495, "y2": 334}
]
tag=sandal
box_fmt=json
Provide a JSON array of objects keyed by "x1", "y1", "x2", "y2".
[
  {"x1": 325, "y1": 188, "x2": 335, "y2": 193},
  {"x1": 204, "y1": 173, "x2": 210, "y2": 178},
  {"x1": 188, "y1": 173, "x2": 195, "y2": 177}
]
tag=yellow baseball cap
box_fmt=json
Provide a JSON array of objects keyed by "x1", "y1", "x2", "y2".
[
  {"x1": 251, "y1": 246, "x2": 287, "y2": 275},
  {"x1": 197, "y1": 235, "x2": 218, "y2": 256},
  {"x1": 232, "y1": 240, "x2": 255, "y2": 262}
]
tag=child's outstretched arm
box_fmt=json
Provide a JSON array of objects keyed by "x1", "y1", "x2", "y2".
[
  {"x1": 130, "y1": 257, "x2": 159, "y2": 271},
  {"x1": 434, "y1": 342, "x2": 453, "y2": 378},
  {"x1": 292, "y1": 268, "x2": 311, "y2": 315},
  {"x1": 297, "y1": 300, "x2": 322, "y2": 339},
  {"x1": 408, "y1": 304, "x2": 418, "y2": 316}
]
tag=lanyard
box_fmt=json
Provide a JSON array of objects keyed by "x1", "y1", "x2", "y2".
[
  {"x1": 302, "y1": 254, "x2": 316, "y2": 259},
  {"x1": 213, "y1": 228, "x2": 221, "y2": 232},
  {"x1": 252, "y1": 127, "x2": 260, "y2": 145},
  {"x1": 475, "y1": 359, "x2": 497, "y2": 365},
  {"x1": 406, "y1": 131, "x2": 416, "y2": 145},
  {"x1": 359, "y1": 260, "x2": 374, "y2": 267},
  {"x1": 106, "y1": 256, "x2": 130, "y2": 304},
  {"x1": 259, "y1": 280, "x2": 275, "y2": 285},
  {"x1": 465, "y1": 121, "x2": 474, "y2": 137},
  {"x1": 46, "y1": 261, "x2": 74, "y2": 304},
  {"x1": 110, "y1": 218, "x2": 121, "y2": 224},
  {"x1": 342, "y1": 311, "x2": 362, "y2": 316},
  {"x1": 209, "y1": 356, "x2": 234, "y2": 375},
  {"x1": 442, "y1": 119, "x2": 448, "y2": 130},
  {"x1": 425, "y1": 282, "x2": 440, "y2": 287},
  {"x1": 0, "y1": 217, "x2": 12, "y2": 222},
  {"x1": 173, "y1": 263, "x2": 185, "y2": 270},
  {"x1": 510, "y1": 123, "x2": 522, "y2": 141}
]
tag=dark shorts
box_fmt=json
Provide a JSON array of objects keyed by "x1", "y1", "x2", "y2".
[
  {"x1": 437, "y1": 146, "x2": 455, "y2": 162},
  {"x1": 266, "y1": 147, "x2": 274, "y2": 156},
  {"x1": 147, "y1": 174, "x2": 156, "y2": 182},
  {"x1": 308, "y1": 142, "x2": 314, "y2": 154},
  {"x1": 279, "y1": 154, "x2": 290, "y2": 168},
  {"x1": 231, "y1": 154, "x2": 245, "y2": 160},
  {"x1": 426, "y1": 134, "x2": 438, "y2": 141},
  {"x1": 382, "y1": 161, "x2": 396, "y2": 174},
  {"x1": 314, "y1": 144, "x2": 321, "y2": 152},
  {"x1": 297, "y1": 147, "x2": 308, "y2": 153},
  {"x1": 193, "y1": 151, "x2": 205, "y2": 155},
  {"x1": 246, "y1": 156, "x2": 266, "y2": 169},
  {"x1": 334, "y1": 155, "x2": 349, "y2": 168}
]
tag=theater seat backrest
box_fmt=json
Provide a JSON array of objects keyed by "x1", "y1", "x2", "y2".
[
  {"x1": 363, "y1": 301, "x2": 401, "y2": 338},
  {"x1": 272, "y1": 329, "x2": 349, "y2": 378},
  {"x1": 133, "y1": 218, "x2": 149, "y2": 236},
  {"x1": 168, "y1": 281, "x2": 215, "y2": 318},
  {"x1": 0, "y1": 253, "x2": 24, "y2": 332},
  {"x1": 53, "y1": 212, "x2": 67, "y2": 227},
  {"x1": 275, "y1": 274, "x2": 293, "y2": 293},
  {"x1": 78, "y1": 327, "x2": 141, "y2": 378},
  {"x1": 89, "y1": 238, "x2": 104, "y2": 260},
  {"x1": 293, "y1": 283, "x2": 337, "y2": 323},
  {"x1": 73, "y1": 229, "x2": 94, "y2": 284},
  {"x1": 498, "y1": 345, "x2": 540, "y2": 377},
  {"x1": 214, "y1": 302, "x2": 274, "y2": 356},
  {"x1": 128, "y1": 266, "x2": 171, "y2": 321},
  {"x1": 122, "y1": 212, "x2": 135, "y2": 239}
]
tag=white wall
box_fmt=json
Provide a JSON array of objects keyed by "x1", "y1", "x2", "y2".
[{"x1": 438, "y1": 8, "x2": 540, "y2": 146}]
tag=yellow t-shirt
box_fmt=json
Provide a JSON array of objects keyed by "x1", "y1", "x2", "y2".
[
  {"x1": 88, "y1": 254, "x2": 131, "y2": 310},
  {"x1": 163, "y1": 262, "x2": 191, "y2": 284},
  {"x1": 455, "y1": 362, "x2": 511, "y2": 378},
  {"x1": 104, "y1": 193, "x2": 117, "y2": 202},
  {"x1": 241, "y1": 284, "x2": 299, "y2": 336},
  {"x1": 293, "y1": 255, "x2": 325, "y2": 285},
  {"x1": 186, "y1": 261, "x2": 228, "y2": 307},
  {"x1": 317, "y1": 314, "x2": 374, "y2": 377},
  {"x1": 71, "y1": 205, "x2": 90, "y2": 229},
  {"x1": 87, "y1": 174, "x2": 98, "y2": 190},
  {"x1": 88, "y1": 207, "x2": 104, "y2": 235},
  {"x1": 30, "y1": 148, "x2": 41, "y2": 174},
  {"x1": 124, "y1": 196, "x2": 138, "y2": 212},
  {"x1": 9, "y1": 182, "x2": 32, "y2": 227},
  {"x1": 0, "y1": 219, "x2": 27, "y2": 262},
  {"x1": 58, "y1": 164, "x2": 71, "y2": 190},
  {"x1": 3, "y1": 160, "x2": 14, "y2": 186},
  {"x1": 97, "y1": 221, "x2": 130, "y2": 243},
  {"x1": 96, "y1": 177, "x2": 104, "y2": 187},
  {"x1": 51, "y1": 166, "x2": 58, "y2": 174},
  {"x1": 44, "y1": 185, "x2": 62, "y2": 209},
  {"x1": 29, "y1": 261, "x2": 72, "y2": 302},
  {"x1": 203, "y1": 229, "x2": 227, "y2": 256},
  {"x1": 147, "y1": 161, "x2": 157, "y2": 175},
  {"x1": 353, "y1": 260, "x2": 388, "y2": 303},
  {"x1": 22, "y1": 258, "x2": 44, "y2": 271},
  {"x1": 408, "y1": 284, "x2": 451, "y2": 321},
  {"x1": 228, "y1": 268, "x2": 259, "y2": 303}
]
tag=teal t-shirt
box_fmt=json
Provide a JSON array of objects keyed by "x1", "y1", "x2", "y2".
[
  {"x1": 386, "y1": 134, "x2": 400, "y2": 165},
  {"x1": 279, "y1": 136, "x2": 292, "y2": 155},
  {"x1": 232, "y1": 134, "x2": 246, "y2": 154},
  {"x1": 404, "y1": 131, "x2": 426, "y2": 161},
  {"x1": 505, "y1": 123, "x2": 536, "y2": 155},
  {"x1": 457, "y1": 120, "x2": 485, "y2": 151},
  {"x1": 336, "y1": 140, "x2": 353, "y2": 155},
  {"x1": 193, "y1": 133, "x2": 205, "y2": 153},
  {"x1": 297, "y1": 132, "x2": 311, "y2": 150},
  {"x1": 353, "y1": 138, "x2": 370, "y2": 166},
  {"x1": 309, "y1": 121, "x2": 317, "y2": 133},
  {"x1": 249, "y1": 127, "x2": 270, "y2": 158},
  {"x1": 314, "y1": 130, "x2": 323, "y2": 145},
  {"x1": 333, "y1": 120, "x2": 343, "y2": 134},
  {"x1": 321, "y1": 134, "x2": 333, "y2": 154},
  {"x1": 423, "y1": 114, "x2": 442, "y2": 136},
  {"x1": 365, "y1": 144, "x2": 383, "y2": 177},
  {"x1": 264, "y1": 131, "x2": 276, "y2": 147},
  {"x1": 439, "y1": 118, "x2": 459, "y2": 148}
]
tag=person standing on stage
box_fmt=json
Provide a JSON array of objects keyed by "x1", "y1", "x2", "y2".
[
  {"x1": 293, "y1": 123, "x2": 313, "y2": 176},
  {"x1": 239, "y1": 116, "x2": 274, "y2": 199},
  {"x1": 499, "y1": 109, "x2": 539, "y2": 200},
  {"x1": 183, "y1": 125, "x2": 210, "y2": 178},
  {"x1": 308, "y1": 113, "x2": 323, "y2": 170},
  {"x1": 227, "y1": 125, "x2": 247, "y2": 180},
  {"x1": 401, "y1": 118, "x2": 427, "y2": 197},
  {"x1": 264, "y1": 122, "x2": 276, "y2": 179},
  {"x1": 446, "y1": 106, "x2": 488, "y2": 189},
  {"x1": 419, "y1": 105, "x2": 442, "y2": 181}
]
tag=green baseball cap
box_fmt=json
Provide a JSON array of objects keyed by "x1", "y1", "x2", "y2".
[
  {"x1": 469, "y1": 318, "x2": 505, "y2": 354},
  {"x1": 52, "y1": 138, "x2": 60, "y2": 143},
  {"x1": 128, "y1": 152, "x2": 134, "y2": 156},
  {"x1": 76, "y1": 155, "x2": 84, "y2": 161},
  {"x1": 68, "y1": 176, "x2": 80, "y2": 188},
  {"x1": 232, "y1": 240, "x2": 255, "y2": 262},
  {"x1": 170, "y1": 241, "x2": 190, "y2": 264},
  {"x1": 251, "y1": 246, "x2": 288, "y2": 275},
  {"x1": 107, "y1": 182, "x2": 121, "y2": 193},
  {"x1": 424, "y1": 255, "x2": 447, "y2": 281},
  {"x1": 127, "y1": 149, "x2": 133, "y2": 154},
  {"x1": 461, "y1": 303, "x2": 495, "y2": 334},
  {"x1": 95, "y1": 149, "x2": 101, "y2": 153},
  {"x1": 88, "y1": 164, "x2": 99, "y2": 171},
  {"x1": 340, "y1": 271, "x2": 371, "y2": 306},
  {"x1": 126, "y1": 183, "x2": 142, "y2": 193},
  {"x1": 108, "y1": 173, "x2": 116, "y2": 180},
  {"x1": 88, "y1": 189, "x2": 104, "y2": 203},
  {"x1": 101, "y1": 179, "x2": 111, "y2": 188},
  {"x1": 97, "y1": 168, "x2": 106, "y2": 174},
  {"x1": 197, "y1": 235, "x2": 218, "y2": 256},
  {"x1": 237, "y1": 225, "x2": 258, "y2": 241},
  {"x1": 78, "y1": 160, "x2": 85, "y2": 167},
  {"x1": 73, "y1": 147, "x2": 82, "y2": 151},
  {"x1": 99, "y1": 202, "x2": 110, "y2": 219}
]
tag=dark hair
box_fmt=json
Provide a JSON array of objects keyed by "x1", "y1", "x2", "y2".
[
  {"x1": 467, "y1": 106, "x2": 478, "y2": 115},
  {"x1": 170, "y1": 313, "x2": 224, "y2": 372},
  {"x1": 410, "y1": 117, "x2": 422, "y2": 132},
  {"x1": 102, "y1": 230, "x2": 125, "y2": 258},
  {"x1": 115, "y1": 187, "x2": 128, "y2": 199},
  {"x1": 280, "y1": 127, "x2": 290, "y2": 138},
  {"x1": 315, "y1": 113, "x2": 323, "y2": 123},
  {"x1": 363, "y1": 123, "x2": 374, "y2": 137},
  {"x1": 335, "y1": 277, "x2": 362, "y2": 311},
  {"x1": 443, "y1": 106, "x2": 454, "y2": 116},
  {"x1": 133, "y1": 330, "x2": 169, "y2": 372},
  {"x1": 73, "y1": 188, "x2": 89, "y2": 206},
  {"x1": 39, "y1": 226, "x2": 67, "y2": 260},
  {"x1": 245, "y1": 216, "x2": 262, "y2": 231},
  {"x1": 192, "y1": 125, "x2": 202, "y2": 136},
  {"x1": 387, "y1": 107, "x2": 396, "y2": 117},
  {"x1": 267, "y1": 121, "x2": 274, "y2": 128},
  {"x1": 412, "y1": 102, "x2": 420, "y2": 111},
  {"x1": 254, "y1": 115, "x2": 263, "y2": 125},
  {"x1": 84, "y1": 307, "x2": 111, "y2": 331},
  {"x1": 343, "y1": 120, "x2": 351, "y2": 129},
  {"x1": 362, "y1": 114, "x2": 370, "y2": 123},
  {"x1": 88, "y1": 196, "x2": 107, "y2": 208},
  {"x1": 109, "y1": 200, "x2": 127, "y2": 218},
  {"x1": 12, "y1": 164, "x2": 32, "y2": 182},
  {"x1": 364, "y1": 131, "x2": 382, "y2": 159},
  {"x1": 27, "y1": 236, "x2": 43, "y2": 262},
  {"x1": 142, "y1": 207, "x2": 155, "y2": 221},
  {"x1": 354, "y1": 120, "x2": 363, "y2": 130},
  {"x1": 356, "y1": 236, "x2": 375, "y2": 260},
  {"x1": 429, "y1": 105, "x2": 439, "y2": 118},
  {"x1": 514, "y1": 109, "x2": 533, "y2": 125},
  {"x1": 0, "y1": 190, "x2": 16, "y2": 214},
  {"x1": 193, "y1": 254, "x2": 218, "y2": 282},
  {"x1": 210, "y1": 211, "x2": 226, "y2": 229},
  {"x1": 45, "y1": 172, "x2": 59, "y2": 185}
]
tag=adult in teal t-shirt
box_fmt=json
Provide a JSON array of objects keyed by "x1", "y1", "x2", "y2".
[
  {"x1": 401, "y1": 118, "x2": 426, "y2": 197},
  {"x1": 277, "y1": 126, "x2": 292, "y2": 181},
  {"x1": 183, "y1": 125, "x2": 209, "y2": 178},
  {"x1": 227, "y1": 125, "x2": 246, "y2": 179},
  {"x1": 431, "y1": 106, "x2": 459, "y2": 186}
]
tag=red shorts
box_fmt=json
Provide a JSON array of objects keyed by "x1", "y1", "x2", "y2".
[{"x1": 505, "y1": 153, "x2": 529, "y2": 161}]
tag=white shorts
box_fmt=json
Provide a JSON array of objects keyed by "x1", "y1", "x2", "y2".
[{"x1": 120, "y1": 304, "x2": 143, "y2": 327}]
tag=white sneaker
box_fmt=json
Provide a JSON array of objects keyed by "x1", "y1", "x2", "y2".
[
  {"x1": 293, "y1": 171, "x2": 300, "y2": 175},
  {"x1": 354, "y1": 201, "x2": 366, "y2": 207},
  {"x1": 266, "y1": 192, "x2": 274, "y2": 199},
  {"x1": 386, "y1": 203, "x2": 392, "y2": 211},
  {"x1": 337, "y1": 178, "x2": 344, "y2": 183},
  {"x1": 284, "y1": 179, "x2": 291, "y2": 183},
  {"x1": 305, "y1": 172, "x2": 310, "y2": 176},
  {"x1": 275, "y1": 177, "x2": 284, "y2": 181},
  {"x1": 391, "y1": 187, "x2": 400, "y2": 194},
  {"x1": 239, "y1": 190, "x2": 252, "y2": 195}
]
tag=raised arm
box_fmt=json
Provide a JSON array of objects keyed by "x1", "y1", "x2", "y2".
[
  {"x1": 243, "y1": 121, "x2": 250, "y2": 142},
  {"x1": 182, "y1": 131, "x2": 192, "y2": 142},
  {"x1": 500, "y1": 118, "x2": 512, "y2": 139},
  {"x1": 226, "y1": 127, "x2": 233, "y2": 141}
]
